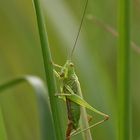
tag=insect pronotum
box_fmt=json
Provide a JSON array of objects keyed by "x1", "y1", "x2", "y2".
[{"x1": 52, "y1": 0, "x2": 109, "y2": 139}]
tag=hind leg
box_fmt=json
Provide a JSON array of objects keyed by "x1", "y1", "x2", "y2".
[{"x1": 66, "y1": 120, "x2": 73, "y2": 140}]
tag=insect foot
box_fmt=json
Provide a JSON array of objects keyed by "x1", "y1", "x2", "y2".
[{"x1": 105, "y1": 115, "x2": 109, "y2": 121}]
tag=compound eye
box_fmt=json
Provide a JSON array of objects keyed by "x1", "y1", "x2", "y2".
[
  {"x1": 69, "y1": 63, "x2": 74, "y2": 67},
  {"x1": 60, "y1": 72, "x2": 64, "y2": 77}
]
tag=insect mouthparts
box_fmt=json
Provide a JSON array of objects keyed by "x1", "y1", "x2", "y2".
[
  {"x1": 69, "y1": 63, "x2": 74, "y2": 67},
  {"x1": 60, "y1": 72, "x2": 65, "y2": 77}
]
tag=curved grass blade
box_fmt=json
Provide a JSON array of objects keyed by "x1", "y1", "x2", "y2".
[{"x1": 0, "y1": 75, "x2": 56, "y2": 140}]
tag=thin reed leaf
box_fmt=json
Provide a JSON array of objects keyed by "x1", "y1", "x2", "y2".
[
  {"x1": 118, "y1": 0, "x2": 131, "y2": 140},
  {"x1": 32, "y1": 0, "x2": 63, "y2": 139}
]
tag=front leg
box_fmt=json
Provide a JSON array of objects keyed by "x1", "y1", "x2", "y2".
[
  {"x1": 53, "y1": 69, "x2": 60, "y2": 78},
  {"x1": 55, "y1": 93, "x2": 71, "y2": 101},
  {"x1": 51, "y1": 61, "x2": 63, "y2": 69},
  {"x1": 55, "y1": 93, "x2": 71, "y2": 96}
]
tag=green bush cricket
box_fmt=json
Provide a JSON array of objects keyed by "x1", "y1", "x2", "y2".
[{"x1": 52, "y1": 0, "x2": 109, "y2": 139}]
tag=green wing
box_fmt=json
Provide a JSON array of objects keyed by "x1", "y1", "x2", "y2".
[{"x1": 65, "y1": 85, "x2": 108, "y2": 118}]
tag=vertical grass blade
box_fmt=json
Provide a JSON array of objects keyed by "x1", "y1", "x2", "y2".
[
  {"x1": 0, "y1": 108, "x2": 7, "y2": 140},
  {"x1": 118, "y1": 0, "x2": 131, "y2": 140},
  {"x1": 32, "y1": 0, "x2": 64, "y2": 139}
]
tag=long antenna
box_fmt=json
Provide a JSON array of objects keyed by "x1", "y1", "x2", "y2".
[{"x1": 70, "y1": 0, "x2": 88, "y2": 59}]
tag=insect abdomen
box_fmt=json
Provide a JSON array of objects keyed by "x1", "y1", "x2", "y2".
[
  {"x1": 64, "y1": 76, "x2": 80, "y2": 130},
  {"x1": 66, "y1": 98, "x2": 80, "y2": 129}
]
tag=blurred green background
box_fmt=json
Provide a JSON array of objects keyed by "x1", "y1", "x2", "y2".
[{"x1": 0, "y1": 0, "x2": 140, "y2": 140}]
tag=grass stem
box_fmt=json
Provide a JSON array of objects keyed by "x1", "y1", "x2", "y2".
[
  {"x1": 32, "y1": 0, "x2": 64, "y2": 139},
  {"x1": 118, "y1": 0, "x2": 131, "y2": 139}
]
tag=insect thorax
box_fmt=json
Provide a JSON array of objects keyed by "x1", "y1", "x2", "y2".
[{"x1": 63, "y1": 75, "x2": 78, "y2": 94}]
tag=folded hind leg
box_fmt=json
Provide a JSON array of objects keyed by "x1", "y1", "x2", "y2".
[
  {"x1": 70, "y1": 116, "x2": 108, "y2": 138},
  {"x1": 66, "y1": 120, "x2": 73, "y2": 140}
]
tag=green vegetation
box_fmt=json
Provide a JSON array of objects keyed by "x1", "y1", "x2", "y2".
[
  {"x1": 0, "y1": 0, "x2": 139, "y2": 140},
  {"x1": 33, "y1": 0, "x2": 63, "y2": 139},
  {"x1": 0, "y1": 76, "x2": 55, "y2": 140},
  {"x1": 118, "y1": 0, "x2": 131, "y2": 140}
]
